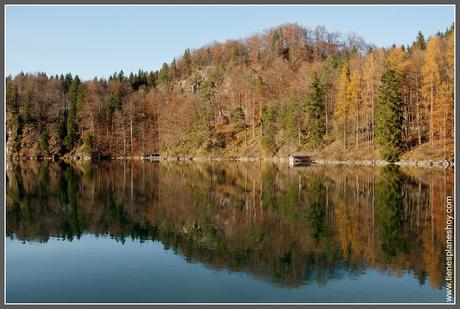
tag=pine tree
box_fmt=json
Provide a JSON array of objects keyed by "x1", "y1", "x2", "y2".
[
  {"x1": 147, "y1": 71, "x2": 157, "y2": 88},
  {"x1": 200, "y1": 78, "x2": 215, "y2": 103},
  {"x1": 159, "y1": 63, "x2": 171, "y2": 89},
  {"x1": 77, "y1": 83, "x2": 85, "y2": 111},
  {"x1": 414, "y1": 31, "x2": 426, "y2": 50},
  {"x1": 118, "y1": 70, "x2": 125, "y2": 81},
  {"x1": 64, "y1": 106, "x2": 77, "y2": 149},
  {"x1": 171, "y1": 59, "x2": 179, "y2": 80},
  {"x1": 305, "y1": 72, "x2": 326, "y2": 146},
  {"x1": 375, "y1": 65, "x2": 404, "y2": 162},
  {"x1": 64, "y1": 78, "x2": 81, "y2": 149},
  {"x1": 375, "y1": 165, "x2": 405, "y2": 260},
  {"x1": 63, "y1": 73, "x2": 73, "y2": 92},
  {"x1": 183, "y1": 49, "x2": 192, "y2": 76},
  {"x1": 109, "y1": 80, "x2": 123, "y2": 111}
]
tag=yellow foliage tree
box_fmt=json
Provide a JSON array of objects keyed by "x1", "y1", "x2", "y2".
[
  {"x1": 386, "y1": 46, "x2": 407, "y2": 73},
  {"x1": 421, "y1": 36, "x2": 442, "y2": 146},
  {"x1": 363, "y1": 49, "x2": 385, "y2": 147},
  {"x1": 349, "y1": 60, "x2": 362, "y2": 148}
]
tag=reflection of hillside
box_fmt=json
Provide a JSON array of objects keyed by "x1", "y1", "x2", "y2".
[{"x1": 6, "y1": 161, "x2": 453, "y2": 289}]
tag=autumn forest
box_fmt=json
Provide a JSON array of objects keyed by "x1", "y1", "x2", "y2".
[{"x1": 5, "y1": 23, "x2": 455, "y2": 162}]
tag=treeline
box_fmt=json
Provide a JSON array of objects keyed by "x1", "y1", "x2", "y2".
[
  {"x1": 6, "y1": 23, "x2": 454, "y2": 161},
  {"x1": 6, "y1": 71, "x2": 160, "y2": 158}
]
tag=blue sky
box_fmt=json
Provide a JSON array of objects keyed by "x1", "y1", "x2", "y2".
[{"x1": 6, "y1": 5, "x2": 454, "y2": 80}]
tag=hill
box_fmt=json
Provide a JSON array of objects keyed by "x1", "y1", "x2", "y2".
[{"x1": 6, "y1": 23, "x2": 454, "y2": 162}]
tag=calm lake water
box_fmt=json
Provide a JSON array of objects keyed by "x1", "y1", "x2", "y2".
[{"x1": 6, "y1": 161, "x2": 454, "y2": 303}]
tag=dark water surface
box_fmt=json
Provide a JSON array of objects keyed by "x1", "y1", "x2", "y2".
[{"x1": 6, "y1": 161, "x2": 454, "y2": 303}]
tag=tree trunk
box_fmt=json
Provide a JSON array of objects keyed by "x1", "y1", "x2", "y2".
[
  {"x1": 444, "y1": 100, "x2": 447, "y2": 159},
  {"x1": 416, "y1": 74, "x2": 422, "y2": 145},
  {"x1": 122, "y1": 117, "x2": 126, "y2": 155},
  {"x1": 371, "y1": 87, "x2": 375, "y2": 149},
  {"x1": 106, "y1": 111, "x2": 110, "y2": 152},
  {"x1": 259, "y1": 97, "x2": 263, "y2": 137},
  {"x1": 244, "y1": 114, "x2": 248, "y2": 147},
  {"x1": 130, "y1": 115, "x2": 133, "y2": 154},
  {"x1": 325, "y1": 92, "x2": 329, "y2": 135},
  {"x1": 244, "y1": 93, "x2": 248, "y2": 147},
  {"x1": 111, "y1": 117, "x2": 114, "y2": 153},
  {"x1": 297, "y1": 121, "x2": 301, "y2": 146},
  {"x1": 355, "y1": 90, "x2": 359, "y2": 148},
  {"x1": 252, "y1": 94, "x2": 256, "y2": 138},
  {"x1": 430, "y1": 74, "x2": 434, "y2": 146}
]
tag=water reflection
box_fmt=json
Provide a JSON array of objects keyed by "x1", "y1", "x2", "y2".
[{"x1": 6, "y1": 161, "x2": 453, "y2": 290}]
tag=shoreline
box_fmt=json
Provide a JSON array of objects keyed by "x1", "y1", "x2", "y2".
[{"x1": 7, "y1": 155, "x2": 454, "y2": 169}]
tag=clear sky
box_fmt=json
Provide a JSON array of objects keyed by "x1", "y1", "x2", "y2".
[{"x1": 6, "y1": 5, "x2": 454, "y2": 80}]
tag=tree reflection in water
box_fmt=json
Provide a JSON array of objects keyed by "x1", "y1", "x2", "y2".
[{"x1": 6, "y1": 161, "x2": 453, "y2": 289}]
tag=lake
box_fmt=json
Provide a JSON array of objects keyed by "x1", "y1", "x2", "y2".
[{"x1": 5, "y1": 160, "x2": 454, "y2": 303}]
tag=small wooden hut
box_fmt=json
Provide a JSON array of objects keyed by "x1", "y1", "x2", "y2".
[{"x1": 288, "y1": 153, "x2": 312, "y2": 167}]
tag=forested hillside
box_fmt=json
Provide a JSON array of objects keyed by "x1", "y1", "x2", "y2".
[{"x1": 6, "y1": 23, "x2": 455, "y2": 161}]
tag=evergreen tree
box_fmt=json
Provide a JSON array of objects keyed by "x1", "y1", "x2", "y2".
[
  {"x1": 109, "y1": 81, "x2": 123, "y2": 111},
  {"x1": 171, "y1": 59, "x2": 179, "y2": 80},
  {"x1": 63, "y1": 73, "x2": 73, "y2": 93},
  {"x1": 56, "y1": 111, "x2": 68, "y2": 144},
  {"x1": 183, "y1": 49, "x2": 192, "y2": 76},
  {"x1": 158, "y1": 63, "x2": 171, "y2": 86},
  {"x1": 118, "y1": 70, "x2": 125, "y2": 81},
  {"x1": 375, "y1": 165, "x2": 406, "y2": 260},
  {"x1": 261, "y1": 106, "x2": 278, "y2": 153},
  {"x1": 413, "y1": 31, "x2": 426, "y2": 50},
  {"x1": 147, "y1": 71, "x2": 157, "y2": 88},
  {"x1": 375, "y1": 65, "x2": 404, "y2": 162},
  {"x1": 68, "y1": 76, "x2": 81, "y2": 106},
  {"x1": 64, "y1": 78, "x2": 81, "y2": 149},
  {"x1": 305, "y1": 72, "x2": 326, "y2": 146},
  {"x1": 200, "y1": 78, "x2": 215, "y2": 103},
  {"x1": 129, "y1": 72, "x2": 134, "y2": 86},
  {"x1": 64, "y1": 106, "x2": 77, "y2": 149},
  {"x1": 77, "y1": 84, "x2": 85, "y2": 111}
]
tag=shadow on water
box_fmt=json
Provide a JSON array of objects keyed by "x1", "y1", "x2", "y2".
[{"x1": 6, "y1": 160, "x2": 454, "y2": 289}]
